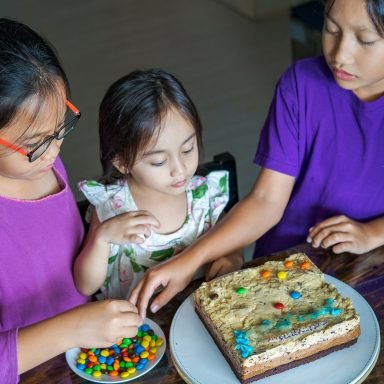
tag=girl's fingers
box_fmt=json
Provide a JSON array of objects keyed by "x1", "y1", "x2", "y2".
[
  {"x1": 332, "y1": 241, "x2": 353, "y2": 254},
  {"x1": 121, "y1": 325, "x2": 141, "y2": 338},
  {"x1": 127, "y1": 211, "x2": 160, "y2": 228},
  {"x1": 318, "y1": 231, "x2": 351, "y2": 249},
  {"x1": 309, "y1": 215, "x2": 346, "y2": 235},
  {"x1": 205, "y1": 262, "x2": 221, "y2": 281},
  {"x1": 117, "y1": 300, "x2": 139, "y2": 313}
]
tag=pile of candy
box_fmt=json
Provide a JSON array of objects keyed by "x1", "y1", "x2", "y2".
[{"x1": 75, "y1": 324, "x2": 164, "y2": 379}]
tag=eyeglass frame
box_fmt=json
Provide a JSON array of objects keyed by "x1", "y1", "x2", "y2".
[{"x1": 0, "y1": 99, "x2": 81, "y2": 162}]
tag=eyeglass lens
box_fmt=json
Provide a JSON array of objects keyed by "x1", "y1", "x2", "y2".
[{"x1": 28, "y1": 113, "x2": 79, "y2": 162}]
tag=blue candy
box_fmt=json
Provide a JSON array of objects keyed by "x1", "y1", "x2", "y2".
[{"x1": 290, "y1": 290, "x2": 301, "y2": 300}]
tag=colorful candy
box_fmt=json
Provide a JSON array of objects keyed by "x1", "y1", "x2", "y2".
[
  {"x1": 75, "y1": 324, "x2": 164, "y2": 379},
  {"x1": 277, "y1": 271, "x2": 287, "y2": 280},
  {"x1": 284, "y1": 260, "x2": 294, "y2": 269},
  {"x1": 300, "y1": 261, "x2": 311, "y2": 270},
  {"x1": 260, "y1": 270, "x2": 271, "y2": 278},
  {"x1": 290, "y1": 290, "x2": 301, "y2": 300},
  {"x1": 235, "y1": 287, "x2": 248, "y2": 295},
  {"x1": 274, "y1": 302, "x2": 285, "y2": 310}
]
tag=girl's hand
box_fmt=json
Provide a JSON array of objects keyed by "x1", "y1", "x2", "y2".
[
  {"x1": 307, "y1": 215, "x2": 377, "y2": 254},
  {"x1": 129, "y1": 253, "x2": 199, "y2": 319},
  {"x1": 205, "y1": 251, "x2": 243, "y2": 281},
  {"x1": 96, "y1": 211, "x2": 160, "y2": 245},
  {"x1": 68, "y1": 300, "x2": 142, "y2": 348}
]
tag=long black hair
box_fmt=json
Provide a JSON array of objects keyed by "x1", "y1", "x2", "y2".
[{"x1": 99, "y1": 69, "x2": 203, "y2": 184}]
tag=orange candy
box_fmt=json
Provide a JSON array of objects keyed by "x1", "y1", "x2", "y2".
[
  {"x1": 260, "y1": 270, "x2": 271, "y2": 278},
  {"x1": 284, "y1": 260, "x2": 294, "y2": 269},
  {"x1": 300, "y1": 261, "x2": 311, "y2": 270},
  {"x1": 109, "y1": 370, "x2": 119, "y2": 377}
]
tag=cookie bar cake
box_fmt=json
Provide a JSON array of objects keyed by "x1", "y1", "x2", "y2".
[{"x1": 193, "y1": 253, "x2": 360, "y2": 383}]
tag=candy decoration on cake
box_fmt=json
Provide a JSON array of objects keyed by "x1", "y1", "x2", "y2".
[
  {"x1": 290, "y1": 290, "x2": 301, "y2": 299},
  {"x1": 284, "y1": 260, "x2": 294, "y2": 268},
  {"x1": 235, "y1": 287, "x2": 248, "y2": 295},
  {"x1": 260, "y1": 270, "x2": 271, "y2": 278},
  {"x1": 274, "y1": 302, "x2": 285, "y2": 310},
  {"x1": 234, "y1": 330, "x2": 254, "y2": 358},
  {"x1": 300, "y1": 261, "x2": 311, "y2": 269},
  {"x1": 277, "y1": 271, "x2": 287, "y2": 279}
]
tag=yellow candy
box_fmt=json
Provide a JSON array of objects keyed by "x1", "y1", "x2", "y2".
[
  {"x1": 143, "y1": 335, "x2": 152, "y2": 342},
  {"x1": 277, "y1": 271, "x2": 287, "y2": 279},
  {"x1": 100, "y1": 349, "x2": 110, "y2": 357},
  {"x1": 150, "y1": 340, "x2": 156, "y2": 347},
  {"x1": 140, "y1": 351, "x2": 149, "y2": 358},
  {"x1": 92, "y1": 371, "x2": 102, "y2": 378},
  {"x1": 141, "y1": 340, "x2": 149, "y2": 348},
  {"x1": 76, "y1": 358, "x2": 86, "y2": 365},
  {"x1": 155, "y1": 338, "x2": 164, "y2": 347},
  {"x1": 121, "y1": 372, "x2": 131, "y2": 378},
  {"x1": 149, "y1": 347, "x2": 157, "y2": 354},
  {"x1": 127, "y1": 367, "x2": 136, "y2": 374},
  {"x1": 100, "y1": 363, "x2": 107, "y2": 370},
  {"x1": 79, "y1": 352, "x2": 87, "y2": 360}
]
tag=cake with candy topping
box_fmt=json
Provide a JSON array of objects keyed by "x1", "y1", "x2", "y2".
[{"x1": 193, "y1": 253, "x2": 360, "y2": 383}]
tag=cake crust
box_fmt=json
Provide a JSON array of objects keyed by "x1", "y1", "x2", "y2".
[{"x1": 193, "y1": 253, "x2": 360, "y2": 383}]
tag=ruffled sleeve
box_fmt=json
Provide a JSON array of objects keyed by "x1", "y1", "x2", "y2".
[
  {"x1": 78, "y1": 180, "x2": 134, "y2": 222},
  {"x1": 189, "y1": 170, "x2": 229, "y2": 230}
]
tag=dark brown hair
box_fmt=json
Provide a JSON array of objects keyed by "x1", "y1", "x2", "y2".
[
  {"x1": 324, "y1": 0, "x2": 384, "y2": 35},
  {"x1": 99, "y1": 69, "x2": 203, "y2": 184},
  {"x1": 0, "y1": 18, "x2": 70, "y2": 134}
]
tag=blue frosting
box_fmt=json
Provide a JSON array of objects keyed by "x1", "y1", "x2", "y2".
[{"x1": 234, "y1": 330, "x2": 254, "y2": 358}]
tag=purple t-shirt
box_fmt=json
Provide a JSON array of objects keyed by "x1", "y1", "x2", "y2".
[
  {"x1": 254, "y1": 56, "x2": 384, "y2": 257},
  {"x1": 0, "y1": 157, "x2": 87, "y2": 383}
]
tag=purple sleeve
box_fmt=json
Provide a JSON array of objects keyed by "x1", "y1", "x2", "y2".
[
  {"x1": 254, "y1": 66, "x2": 300, "y2": 177},
  {"x1": 0, "y1": 329, "x2": 18, "y2": 383}
]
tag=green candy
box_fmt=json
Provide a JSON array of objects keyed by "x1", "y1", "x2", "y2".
[{"x1": 235, "y1": 287, "x2": 248, "y2": 295}]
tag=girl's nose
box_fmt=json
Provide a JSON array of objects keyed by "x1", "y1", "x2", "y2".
[
  {"x1": 333, "y1": 36, "x2": 354, "y2": 66},
  {"x1": 170, "y1": 156, "x2": 185, "y2": 177}
]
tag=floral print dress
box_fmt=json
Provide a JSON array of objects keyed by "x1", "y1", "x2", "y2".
[{"x1": 78, "y1": 171, "x2": 229, "y2": 299}]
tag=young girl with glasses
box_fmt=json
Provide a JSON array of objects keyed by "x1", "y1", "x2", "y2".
[
  {"x1": 0, "y1": 18, "x2": 141, "y2": 382},
  {"x1": 130, "y1": 0, "x2": 384, "y2": 318},
  {"x1": 74, "y1": 69, "x2": 243, "y2": 300}
]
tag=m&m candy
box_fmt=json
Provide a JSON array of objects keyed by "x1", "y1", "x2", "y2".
[{"x1": 75, "y1": 323, "x2": 164, "y2": 379}]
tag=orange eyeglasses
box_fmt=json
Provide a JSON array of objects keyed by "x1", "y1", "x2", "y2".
[{"x1": 0, "y1": 99, "x2": 81, "y2": 162}]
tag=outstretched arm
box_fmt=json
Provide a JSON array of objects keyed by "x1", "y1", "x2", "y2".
[
  {"x1": 307, "y1": 215, "x2": 384, "y2": 254},
  {"x1": 73, "y1": 209, "x2": 160, "y2": 296},
  {"x1": 130, "y1": 168, "x2": 295, "y2": 318}
]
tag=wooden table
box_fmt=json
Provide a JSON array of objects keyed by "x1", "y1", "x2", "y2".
[{"x1": 20, "y1": 243, "x2": 383, "y2": 383}]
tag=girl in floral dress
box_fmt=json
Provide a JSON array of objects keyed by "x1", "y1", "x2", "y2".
[{"x1": 74, "y1": 69, "x2": 243, "y2": 300}]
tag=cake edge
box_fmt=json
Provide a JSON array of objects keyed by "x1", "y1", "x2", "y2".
[{"x1": 194, "y1": 302, "x2": 360, "y2": 383}]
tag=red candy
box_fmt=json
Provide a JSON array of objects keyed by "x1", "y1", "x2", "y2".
[{"x1": 274, "y1": 302, "x2": 284, "y2": 310}]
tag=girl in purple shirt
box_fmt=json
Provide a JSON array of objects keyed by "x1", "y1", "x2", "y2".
[
  {"x1": 0, "y1": 19, "x2": 141, "y2": 383},
  {"x1": 130, "y1": 0, "x2": 384, "y2": 318}
]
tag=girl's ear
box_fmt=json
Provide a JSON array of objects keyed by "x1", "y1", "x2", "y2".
[{"x1": 112, "y1": 157, "x2": 129, "y2": 175}]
